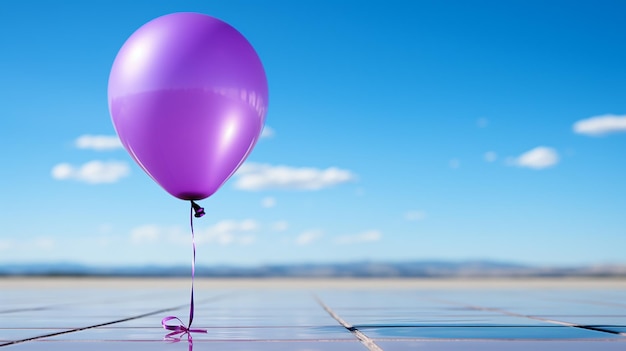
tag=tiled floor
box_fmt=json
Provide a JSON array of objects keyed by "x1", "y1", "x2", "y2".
[{"x1": 1, "y1": 278, "x2": 626, "y2": 350}]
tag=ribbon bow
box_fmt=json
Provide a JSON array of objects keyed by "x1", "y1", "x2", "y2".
[{"x1": 162, "y1": 316, "x2": 206, "y2": 339}]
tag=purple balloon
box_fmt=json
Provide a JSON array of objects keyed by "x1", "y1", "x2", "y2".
[{"x1": 108, "y1": 12, "x2": 268, "y2": 200}]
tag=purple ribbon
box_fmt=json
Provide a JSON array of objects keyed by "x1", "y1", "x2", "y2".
[{"x1": 162, "y1": 201, "x2": 207, "y2": 339}]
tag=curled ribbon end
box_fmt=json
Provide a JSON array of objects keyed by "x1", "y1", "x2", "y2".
[{"x1": 162, "y1": 316, "x2": 207, "y2": 339}]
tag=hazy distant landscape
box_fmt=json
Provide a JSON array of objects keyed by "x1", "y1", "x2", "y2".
[{"x1": 3, "y1": 260, "x2": 626, "y2": 278}]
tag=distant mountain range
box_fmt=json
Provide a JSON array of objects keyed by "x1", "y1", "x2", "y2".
[{"x1": 2, "y1": 260, "x2": 626, "y2": 278}]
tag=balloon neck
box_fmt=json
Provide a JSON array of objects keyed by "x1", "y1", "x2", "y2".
[{"x1": 190, "y1": 201, "x2": 205, "y2": 218}]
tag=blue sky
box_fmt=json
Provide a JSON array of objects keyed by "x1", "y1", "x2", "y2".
[{"x1": 1, "y1": 0, "x2": 625, "y2": 267}]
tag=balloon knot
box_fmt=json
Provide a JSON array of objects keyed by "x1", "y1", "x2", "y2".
[{"x1": 190, "y1": 201, "x2": 205, "y2": 218}]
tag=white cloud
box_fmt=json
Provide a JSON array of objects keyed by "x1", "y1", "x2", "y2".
[
  {"x1": 261, "y1": 126, "x2": 275, "y2": 138},
  {"x1": 477, "y1": 117, "x2": 488, "y2": 128},
  {"x1": 295, "y1": 230, "x2": 323, "y2": 246},
  {"x1": 0, "y1": 239, "x2": 14, "y2": 251},
  {"x1": 95, "y1": 236, "x2": 114, "y2": 248},
  {"x1": 1, "y1": 238, "x2": 58, "y2": 252},
  {"x1": 197, "y1": 219, "x2": 259, "y2": 246},
  {"x1": 75, "y1": 135, "x2": 123, "y2": 150},
  {"x1": 131, "y1": 220, "x2": 259, "y2": 247},
  {"x1": 234, "y1": 163, "x2": 356, "y2": 191},
  {"x1": 51, "y1": 160, "x2": 130, "y2": 183},
  {"x1": 484, "y1": 151, "x2": 497, "y2": 162},
  {"x1": 238, "y1": 235, "x2": 256, "y2": 245},
  {"x1": 33, "y1": 237, "x2": 55, "y2": 250},
  {"x1": 573, "y1": 114, "x2": 626, "y2": 136},
  {"x1": 98, "y1": 224, "x2": 113, "y2": 234},
  {"x1": 261, "y1": 196, "x2": 276, "y2": 208},
  {"x1": 130, "y1": 225, "x2": 162, "y2": 245},
  {"x1": 513, "y1": 146, "x2": 559, "y2": 170},
  {"x1": 334, "y1": 230, "x2": 382, "y2": 245},
  {"x1": 271, "y1": 220, "x2": 289, "y2": 232},
  {"x1": 405, "y1": 210, "x2": 426, "y2": 222},
  {"x1": 449, "y1": 158, "x2": 460, "y2": 169}
]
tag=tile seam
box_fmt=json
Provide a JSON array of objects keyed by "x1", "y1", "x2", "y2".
[
  {"x1": 424, "y1": 297, "x2": 626, "y2": 338},
  {"x1": 0, "y1": 295, "x2": 226, "y2": 347},
  {"x1": 314, "y1": 295, "x2": 384, "y2": 351}
]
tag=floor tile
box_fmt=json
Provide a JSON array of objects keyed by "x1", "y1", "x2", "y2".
[
  {"x1": 361, "y1": 325, "x2": 620, "y2": 339},
  {"x1": 40, "y1": 326, "x2": 354, "y2": 341},
  {"x1": 3, "y1": 278, "x2": 626, "y2": 350},
  {"x1": 378, "y1": 340, "x2": 626, "y2": 351},
  {"x1": 4, "y1": 340, "x2": 366, "y2": 351}
]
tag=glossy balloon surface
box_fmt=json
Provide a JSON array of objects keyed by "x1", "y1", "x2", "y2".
[{"x1": 109, "y1": 12, "x2": 267, "y2": 200}]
